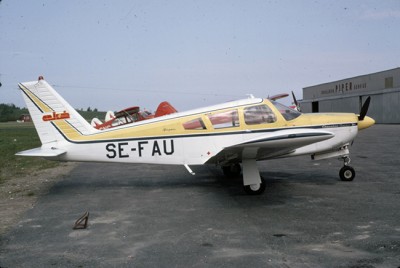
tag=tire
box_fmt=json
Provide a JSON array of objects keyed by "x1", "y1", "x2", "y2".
[
  {"x1": 243, "y1": 177, "x2": 266, "y2": 195},
  {"x1": 339, "y1": 166, "x2": 356, "y2": 181}
]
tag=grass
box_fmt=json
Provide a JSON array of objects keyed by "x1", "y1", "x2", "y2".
[{"x1": 0, "y1": 122, "x2": 59, "y2": 183}]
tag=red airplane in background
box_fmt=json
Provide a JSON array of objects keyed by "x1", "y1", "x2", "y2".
[
  {"x1": 91, "y1": 92, "x2": 299, "y2": 130},
  {"x1": 91, "y1": 101, "x2": 177, "y2": 130}
]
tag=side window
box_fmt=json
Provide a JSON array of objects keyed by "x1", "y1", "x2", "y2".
[
  {"x1": 272, "y1": 101, "x2": 301, "y2": 121},
  {"x1": 183, "y1": 118, "x2": 206, "y2": 130},
  {"x1": 208, "y1": 110, "x2": 239, "y2": 129},
  {"x1": 244, "y1": 105, "x2": 276, "y2": 125}
]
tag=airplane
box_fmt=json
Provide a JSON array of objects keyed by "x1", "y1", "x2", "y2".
[
  {"x1": 91, "y1": 101, "x2": 177, "y2": 130},
  {"x1": 16, "y1": 77, "x2": 375, "y2": 195}
]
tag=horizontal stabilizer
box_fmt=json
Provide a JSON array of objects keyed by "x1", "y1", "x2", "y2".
[{"x1": 16, "y1": 147, "x2": 66, "y2": 157}]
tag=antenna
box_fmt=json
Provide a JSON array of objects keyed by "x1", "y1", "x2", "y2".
[{"x1": 246, "y1": 94, "x2": 255, "y2": 99}]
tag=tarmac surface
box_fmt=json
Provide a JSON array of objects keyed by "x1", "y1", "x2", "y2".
[{"x1": 1, "y1": 124, "x2": 399, "y2": 268}]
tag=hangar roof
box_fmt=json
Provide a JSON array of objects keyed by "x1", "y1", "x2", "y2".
[{"x1": 302, "y1": 67, "x2": 400, "y2": 101}]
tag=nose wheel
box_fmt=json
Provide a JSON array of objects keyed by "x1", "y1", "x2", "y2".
[{"x1": 339, "y1": 156, "x2": 355, "y2": 181}]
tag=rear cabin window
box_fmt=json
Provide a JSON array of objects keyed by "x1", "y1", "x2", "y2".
[
  {"x1": 244, "y1": 105, "x2": 277, "y2": 125},
  {"x1": 208, "y1": 110, "x2": 239, "y2": 129},
  {"x1": 183, "y1": 118, "x2": 206, "y2": 130}
]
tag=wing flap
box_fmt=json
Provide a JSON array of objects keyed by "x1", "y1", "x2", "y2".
[{"x1": 16, "y1": 147, "x2": 66, "y2": 157}]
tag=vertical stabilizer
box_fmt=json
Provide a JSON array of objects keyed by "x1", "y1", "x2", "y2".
[{"x1": 18, "y1": 78, "x2": 97, "y2": 145}]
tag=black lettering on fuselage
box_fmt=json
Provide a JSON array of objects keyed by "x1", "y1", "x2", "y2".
[
  {"x1": 118, "y1": 142, "x2": 129, "y2": 158},
  {"x1": 138, "y1": 141, "x2": 149, "y2": 157},
  {"x1": 106, "y1": 140, "x2": 174, "y2": 159},
  {"x1": 106, "y1": 143, "x2": 117, "y2": 158},
  {"x1": 152, "y1": 141, "x2": 161, "y2": 156},
  {"x1": 163, "y1": 140, "x2": 174, "y2": 155}
]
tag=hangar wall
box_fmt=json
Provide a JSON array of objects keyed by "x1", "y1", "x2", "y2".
[{"x1": 299, "y1": 68, "x2": 400, "y2": 123}]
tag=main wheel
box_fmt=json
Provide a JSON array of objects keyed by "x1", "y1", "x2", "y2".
[
  {"x1": 243, "y1": 177, "x2": 266, "y2": 195},
  {"x1": 339, "y1": 166, "x2": 355, "y2": 181},
  {"x1": 222, "y1": 164, "x2": 241, "y2": 177}
]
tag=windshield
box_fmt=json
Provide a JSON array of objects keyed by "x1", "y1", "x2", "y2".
[{"x1": 271, "y1": 101, "x2": 301, "y2": 121}]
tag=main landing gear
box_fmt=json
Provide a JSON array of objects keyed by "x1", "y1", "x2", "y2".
[
  {"x1": 243, "y1": 177, "x2": 266, "y2": 195},
  {"x1": 339, "y1": 156, "x2": 356, "y2": 181},
  {"x1": 222, "y1": 159, "x2": 266, "y2": 195},
  {"x1": 222, "y1": 163, "x2": 241, "y2": 177}
]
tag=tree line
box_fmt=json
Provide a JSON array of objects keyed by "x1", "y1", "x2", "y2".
[
  {"x1": 0, "y1": 104, "x2": 28, "y2": 122},
  {"x1": 0, "y1": 103, "x2": 102, "y2": 122}
]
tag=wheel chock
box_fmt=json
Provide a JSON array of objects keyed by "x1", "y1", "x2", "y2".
[{"x1": 73, "y1": 211, "x2": 89, "y2": 230}]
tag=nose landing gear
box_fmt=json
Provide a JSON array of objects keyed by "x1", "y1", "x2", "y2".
[{"x1": 339, "y1": 156, "x2": 355, "y2": 181}]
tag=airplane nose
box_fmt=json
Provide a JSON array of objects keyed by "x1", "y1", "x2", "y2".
[{"x1": 358, "y1": 116, "x2": 375, "y2": 130}]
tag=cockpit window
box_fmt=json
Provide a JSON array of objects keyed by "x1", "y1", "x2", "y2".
[
  {"x1": 244, "y1": 105, "x2": 277, "y2": 125},
  {"x1": 271, "y1": 101, "x2": 301, "y2": 121}
]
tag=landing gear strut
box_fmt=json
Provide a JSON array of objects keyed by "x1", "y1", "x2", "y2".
[
  {"x1": 339, "y1": 156, "x2": 355, "y2": 181},
  {"x1": 222, "y1": 163, "x2": 241, "y2": 177},
  {"x1": 222, "y1": 160, "x2": 266, "y2": 195}
]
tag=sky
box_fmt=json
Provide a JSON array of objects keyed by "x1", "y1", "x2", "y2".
[{"x1": 1, "y1": 0, "x2": 399, "y2": 112}]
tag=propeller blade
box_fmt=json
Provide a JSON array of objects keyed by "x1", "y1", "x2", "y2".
[
  {"x1": 291, "y1": 91, "x2": 301, "y2": 112},
  {"x1": 358, "y1": 96, "x2": 371, "y2": 121}
]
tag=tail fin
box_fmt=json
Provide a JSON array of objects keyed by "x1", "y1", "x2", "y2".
[
  {"x1": 105, "y1": 110, "x2": 115, "y2": 121},
  {"x1": 154, "y1": 101, "x2": 177, "y2": 117},
  {"x1": 18, "y1": 77, "x2": 97, "y2": 147},
  {"x1": 91, "y1": 117, "x2": 103, "y2": 128}
]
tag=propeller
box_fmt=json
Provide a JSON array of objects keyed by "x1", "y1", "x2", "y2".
[
  {"x1": 358, "y1": 96, "x2": 371, "y2": 121},
  {"x1": 291, "y1": 91, "x2": 301, "y2": 112}
]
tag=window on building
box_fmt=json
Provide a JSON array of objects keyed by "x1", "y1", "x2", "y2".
[
  {"x1": 385, "y1": 77, "x2": 393, "y2": 89},
  {"x1": 244, "y1": 105, "x2": 277, "y2": 125},
  {"x1": 208, "y1": 110, "x2": 239, "y2": 129}
]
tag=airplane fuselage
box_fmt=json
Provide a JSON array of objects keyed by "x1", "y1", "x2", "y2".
[{"x1": 47, "y1": 101, "x2": 361, "y2": 166}]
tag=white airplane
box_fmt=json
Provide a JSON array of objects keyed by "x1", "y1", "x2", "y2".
[{"x1": 16, "y1": 77, "x2": 375, "y2": 195}]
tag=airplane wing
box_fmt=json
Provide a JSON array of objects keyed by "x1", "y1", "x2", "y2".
[
  {"x1": 16, "y1": 147, "x2": 66, "y2": 157},
  {"x1": 206, "y1": 128, "x2": 334, "y2": 165}
]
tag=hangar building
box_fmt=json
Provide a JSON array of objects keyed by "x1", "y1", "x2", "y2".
[{"x1": 299, "y1": 67, "x2": 400, "y2": 123}]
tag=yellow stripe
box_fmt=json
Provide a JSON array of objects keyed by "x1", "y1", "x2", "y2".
[
  {"x1": 24, "y1": 92, "x2": 358, "y2": 143},
  {"x1": 19, "y1": 84, "x2": 53, "y2": 113}
]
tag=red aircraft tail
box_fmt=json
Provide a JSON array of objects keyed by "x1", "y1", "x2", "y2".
[{"x1": 155, "y1": 101, "x2": 177, "y2": 117}]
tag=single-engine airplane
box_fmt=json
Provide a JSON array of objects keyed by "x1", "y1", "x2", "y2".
[{"x1": 16, "y1": 77, "x2": 375, "y2": 195}]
